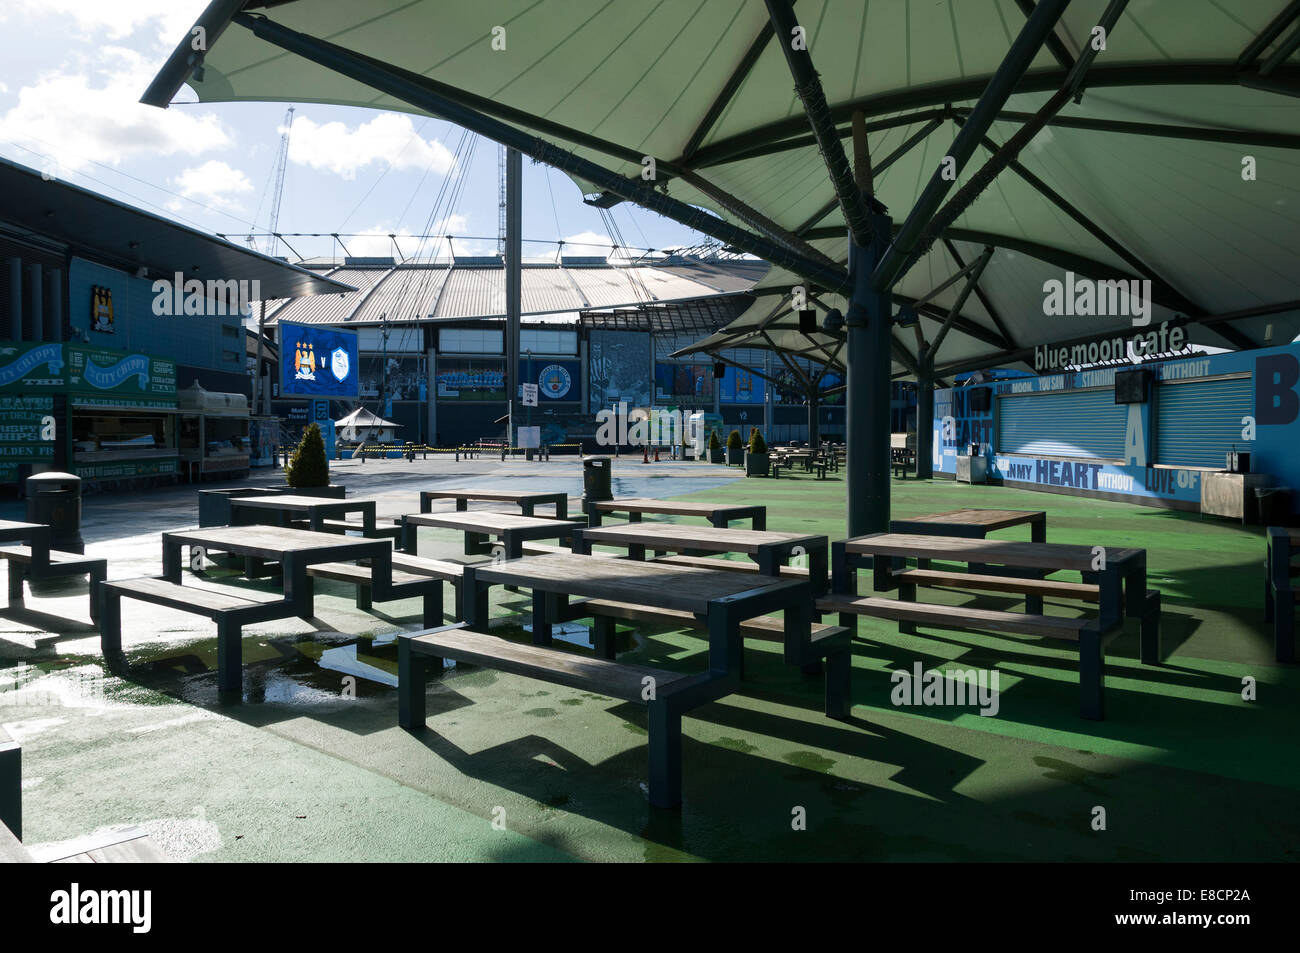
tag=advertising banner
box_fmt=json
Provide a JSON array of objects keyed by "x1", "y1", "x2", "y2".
[
  {"x1": 719, "y1": 365, "x2": 764, "y2": 404},
  {"x1": 67, "y1": 345, "x2": 176, "y2": 406},
  {"x1": 520, "y1": 359, "x2": 581, "y2": 402},
  {"x1": 280, "y1": 322, "x2": 359, "y2": 398},
  {"x1": 0, "y1": 342, "x2": 66, "y2": 392}
]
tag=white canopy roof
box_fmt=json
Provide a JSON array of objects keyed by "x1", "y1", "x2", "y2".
[{"x1": 144, "y1": 1, "x2": 1300, "y2": 378}]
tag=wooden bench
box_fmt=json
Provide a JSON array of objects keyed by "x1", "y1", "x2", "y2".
[
  {"x1": 890, "y1": 567, "x2": 1161, "y2": 661},
  {"x1": 318, "y1": 518, "x2": 404, "y2": 543},
  {"x1": 398, "y1": 622, "x2": 700, "y2": 808},
  {"x1": 389, "y1": 553, "x2": 468, "y2": 618},
  {"x1": 817, "y1": 593, "x2": 1123, "y2": 719},
  {"x1": 0, "y1": 546, "x2": 106, "y2": 621},
  {"x1": 305, "y1": 562, "x2": 445, "y2": 626},
  {"x1": 100, "y1": 577, "x2": 298, "y2": 692},
  {"x1": 653, "y1": 553, "x2": 810, "y2": 579},
  {"x1": 580, "y1": 597, "x2": 851, "y2": 706}
]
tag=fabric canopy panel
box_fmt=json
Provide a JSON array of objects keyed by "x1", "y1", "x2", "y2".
[{"x1": 146, "y1": 0, "x2": 1300, "y2": 377}]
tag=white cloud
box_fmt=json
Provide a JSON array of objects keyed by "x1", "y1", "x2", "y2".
[
  {"x1": 346, "y1": 216, "x2": 491, "y2": 258},
  {"x1": 562, "y1": 231, "x2": 613, "y2": 253},
  {"x1": 288, "y1": 112, "x2": 455, "y2": 180},
  {"x1": 170, "y1": 160, "x2": 253, "y2": 211},
  {"x1": 0, "y1": 52, "x2": 231, "y2": 172},
  {"x1": 0, "y1": 0, "x2": 205, "y2": 45}
]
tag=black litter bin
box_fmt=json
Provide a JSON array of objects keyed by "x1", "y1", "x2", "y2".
[
  {"x1": 26, "y1": 471, "x2": 84, "y2": 554},
  {"x1": 1255, "y1": 487, "x2": 1292, "y2": 526},
  {"x1": 582, "y1": 455, "x2": 613, "y2": 513}
]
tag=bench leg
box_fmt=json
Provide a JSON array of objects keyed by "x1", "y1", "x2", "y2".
[
  {"x1": 825, "y1": 648, "x2": 851, "y2": 719},
  {"x1": 898, "y1": 581, "x2": 917, "y2": 635},
  {"x1": 531, "y1": 590, "x2": 553, "y2": 646},
  {"x1": 88, "y1": 566, "x2": 105, "y2": 622},
  {"x1": 1276, "y1": 587, "x2": 1296, "y2": 663},
  {"x1": 216, "y1": 617, "x2": 243, "y2": 696},
  {"x1": 1025, "y1": 593, "x2": 1044, "y2": 615},
  {"x1": 100, "y1": 587, "x2": 122, "y2": 658},
  {"x1": 1139, "y1": 594, "x2": 1161, "y2": 665},
  {"x1": 1079, "y1": 630, "x2": 1105, "y2": 720},
  {"x1": 7, "y1": 563, "x2": 23, "y2": 607},
  {"x1": 398, "y1": 639, "x2": 433, "y2": 729},
  {"x1": 647, "y1": 700, "x2": 682, "y2": 809},
  {"x1": 356, "y1": 583, "x2": 372, "y2": 612},
  {"x1": 422, "y1": 588, "x2": 443, "y2": 628},
  {"x1": 592, "y1": 615, "x2": 617, "y2": 660}
]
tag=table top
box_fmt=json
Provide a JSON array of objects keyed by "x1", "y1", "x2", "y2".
[
  {"x1": 591, "y1": 497, "x2": 763, "y2": 517},
  {"x1": 581, "y1": 522, "x2": 822, "y2": 554},
  {"x1": 230, "y1": 494, "x2": 370, "y2": 511},
  {"x1": 905, "y1": 508, "x2": 1044, "y2": 530},
  {"x1": 0, "y1": 519, "x2": 49, "y2": 536},
  {"x1": 473, "y1": 552, "x2": 801, "y2": 614},
  {"x1": 421, "y1": 488, "x2": 565, "y2": 502},
  {"x1": 406, "y1": 511, "x2": 582, "y2": 533},
  {"x1": 164, "y1": 524, "x2": 388, "y2": 558},
  {"x1": 845, "y1": 532, "x2": 1142, "y2": 572}
]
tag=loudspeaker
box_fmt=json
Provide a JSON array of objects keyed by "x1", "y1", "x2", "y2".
[
  {"x1": 798, "y1": 309, "x2": 817, "y2": 334},
  {"x1": 713, "y1": 361, "x2": 725, "y2": 379},
  {"x1": 969, "y1": 388, "x2": 992, "y2": 413}
]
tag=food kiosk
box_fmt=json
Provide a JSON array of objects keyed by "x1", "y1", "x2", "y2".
[{"x1": 178, "y1": 382, "x2": 250, "y2": 481}]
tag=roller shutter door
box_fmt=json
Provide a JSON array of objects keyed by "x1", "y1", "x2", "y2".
[
  {"x1": 997, "y1": 389, "x2": 1128, "y2": 459},
  {"x1": 1155, "y1": 376, "x2": 1252, "y2": 468}
]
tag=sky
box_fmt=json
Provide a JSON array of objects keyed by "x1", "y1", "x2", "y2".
[{"x1": 0, "y1": 0, "x2": 709, "y2": 263}]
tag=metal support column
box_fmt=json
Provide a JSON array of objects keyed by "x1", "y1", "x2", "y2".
[
  {"x1": 847, "y1": 214, "x2": 894, "y2": 538},
  {"x1": 505, "y1": 147, "x2": 522, "y2": 449},
  {"x1": 915, "y1": 360, "x2": 934, "y2": 479},
  {"x1": 807, "y1": 389, "x2": 819, "y2": 446}
]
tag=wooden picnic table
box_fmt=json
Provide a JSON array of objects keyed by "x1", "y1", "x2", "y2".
[
  {"x1": 587, "y1": 497, "x2": 766, "y2": 530},
  {"x1": 229, "y1": 494, "x2": 377, "y2": 536},
  {"x1": 834, "y1": 532, "x2": 1146, "y2": 623},
  {"x1": 462, "y1": 551, "x2": 814, "y2": 681},
  {"x1": 420, "y1": 488, "x2": 569, "y2": 519},
  {"x1": 574, "y1": 523, "x2": 828, "y2": 594},
  {"x1": 162, "y1": 524, "x2": 391, "y2": 617},
  {"x1": 1263, "y1": 527, "x2": 1300, "y2": 662},
  {"x1": 891, "y1": 508, "x2": 1047, "y2": 542},
  {"x1": 0, "y1": 520, "x2": 50, "y2": 567},
  {"x1": 401, "y1": 511, "x2": 584, "y2": 559}
]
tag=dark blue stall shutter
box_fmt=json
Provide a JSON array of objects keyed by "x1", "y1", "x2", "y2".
[
  {"x1": 1155, "y1": 376, "x2": 1253, "y2": 468},
  {"x1": 997, "y1": 389, "x2": 1128, "y2": 460}
]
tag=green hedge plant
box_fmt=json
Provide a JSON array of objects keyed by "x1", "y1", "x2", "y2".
[
  {"x1": 287, "y1": 423, "x2": 330, "y2": 488},
  {"x1": 748, "y1": 428, "x2": 768, "y2": 455}
]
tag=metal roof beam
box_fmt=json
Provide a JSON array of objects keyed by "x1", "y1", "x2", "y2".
[
  {"x1": 1238, "y1": 1, "x2": 1300, "y2": 67},
  {"x1": 895, "y1": 0, "x2": 1132, "y2": 282},
  {"x1": 1014, "y1": 0, "x2": 1075, "y2": 72},
  {"x1": 762, "y1": 0, "x2": 877, "y2": 247},
  {"x1": 927, "y1": 245, "x2": 994, "y2": 357},
  {"x1": 681, "y1": 16, "x2": 780, "y2": 161},
  {"x1": 870, "y1": 0, "x2": 1071, "y2": 293},
  {"x1": 1260, "y1": 23, "x2": 1300, "y2": 77},
  {"x1": 230, "y1": 12, "x2": 850, "y2": 295},
  {"x1": 967, "y1": 108, "x2": 1300, "y2": 151},
  {"x1": 795, "y1": 116, "x2": 944, "y2": 235},
  {"x1": 943, "y1": 238, "x2": 1016, "y2": 351},
  {"x1": 687, "y1": 63, "x2": 1300, "y2": 169}
]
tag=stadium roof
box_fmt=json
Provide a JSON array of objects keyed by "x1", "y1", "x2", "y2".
[
  {"x1": 257, "y1": 256, "x2": 767, "y2": 326},
  {"x1": 0, "y1": 157, "x2": 353, "y2": 300},
  {"x1": 143, "y1": 1, "x2": 1300, "y2": 378}
]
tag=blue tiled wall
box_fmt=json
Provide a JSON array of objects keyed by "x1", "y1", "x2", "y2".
[{"x1": 68, "y1": 257, "x2": 244, "y2": 374}]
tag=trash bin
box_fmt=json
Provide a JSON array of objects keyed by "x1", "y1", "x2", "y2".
[
  {"x1": 582, "y1": 455, "x2": 613, "y2": 513},
  {"x1": 1255, "y1": 487, "x2": 1292, "y2": 526},
  {"x1": 25, "y1": 471, "x2": 84, "y2": 554}
]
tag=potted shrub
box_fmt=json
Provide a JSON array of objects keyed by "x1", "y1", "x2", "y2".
[
  {"x1": 282, "y1": 423, "x2": 345, "y2": 497},
  {"x1": 707, "y1": 430, "x2": 725, "y2": 464},
  {"x1": 725, "y1": 429, "x2": 744, "y2": 466},
  {"x1": 745, "y1": 427, "x2": 770, "y2": 477}
]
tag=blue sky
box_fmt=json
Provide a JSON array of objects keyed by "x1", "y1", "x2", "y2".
[{"x1": 0, "y1": 0, "x2": 707, "y2": 262}]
